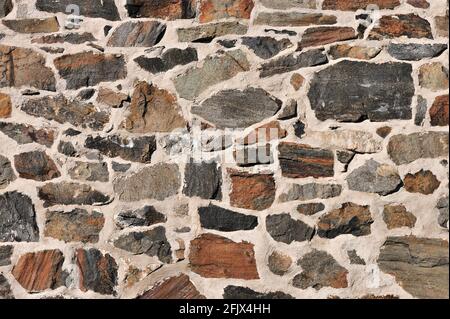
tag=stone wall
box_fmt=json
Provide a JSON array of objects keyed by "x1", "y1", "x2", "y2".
[{"x1": 0, "y1": 0, "x2": 448, "y2": 299}]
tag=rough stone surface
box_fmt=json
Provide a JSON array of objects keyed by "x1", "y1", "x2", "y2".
[
  {"x1": 199, "y1": 0, "x2": 254, "y2": 23},
  {"x1": 0, "y1": 92, "x2": 11, "y2": 118},
  {"x1": 14, "y1": 151, "x2": 60, "y2": 181},
  {"x1": 299, "y1": 27, "x2": 357, "y2": 50},
  {"x1": 223, "y1": 286, "x2": 293, "y2": 299},
  {"x1": 199, "y1": 204, "x2": 258, "y2": 232},
  {"x1": 242, "y1": 37, "x2": 292, "y2": 59},
  {"x1": 68, "y1": 161, "x2": 109, "y2": 182},
  {"x1": 0, "y1": 274, "x2": 13, "y2": 299},
  {"x1": 38, "y1": 182, "x2": 111, "y2": 207},
  {"x1": 297, "y1": 203, "x2": 325, "y2": 216},
  {"x1": 322, "y1": 0, "x2": 400, "y2": 10},
  {"x1": 0, "y1": 122, "x2": 55, "y2": 147},
  {"x1": 347, "y1": 250, "x2": 366, "y2": 265},
  {"x1": 0, "y1": 154, "x2": 15, "y2": 189},
  {"x1": 387, "y1": 43, "x2": 447, "y2": 61},
  {"x1": 369, "y1": 14, "x2": 433, "y2": 39},
  {"x1": 383, "y1": 205, "x2": 417, "y2": 229},
  {"x1": 254, "y1": 12, "x2": 336, "y2": 27},
  {"x1": 0, "y1": 245, "x2": 12, "y2": 266},
  {"x1": 2, "y1": 17, "x2": 59, "y2": 33},
  {"x1": 430, "y1": 95, "x2": 449, "y2": 127},
  {"x1": 437, "y1": 196, "x2": 449, "y2": 229},
  {"x1": 418, "y1": 62, "x2": 449, "y2": 91},
  {"x1": 266, "y1": 214, "x2": 314, "y2": 244},
  {"x1": 126, "y1": 0, "x2": 196, "y2": 20},
  {"x1": 138, "y1": 274, "x2": 205, "y2": 299},
  {"x1": 268, "y1": 251, "x2": 292, "y2": 276},
  {"x1": 177, "y1": 21, "x2": 248, "y2": 42},
  {"x1": 279, "y1": 183, "x2": 342, "y2": 202},
  {"x1": 116, "y1": 206, "x2": 166, "y2": 229},
  {"x1": 329, "y1": 44, "x2": 381, "y2": 60},
  {"x1": 107, "y1": 21, "x2": 166, "y2": 47},
  {"x1": 183, "y1": 161, "x2": 222, "y2": 199},
  {"x1": 403, "y1": 170, "x2": 441, "y2": 195},
  {"x1": 135, "y1": 48, "x2": 198, "y2": 74},
  {"x1": 36, "y1": 0, "x2": 120, "y2": 21}
]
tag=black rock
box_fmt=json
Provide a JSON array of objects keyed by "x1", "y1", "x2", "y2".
[
  {"x1": 198, "y1": 204, "x2": 258, "y2": 232},
  {"x1": 112, "y1": 162, "x2": 131, "y2": 172},
  {"x1": 387, "y1": 43, "x2": 447, "y2": 61},
  {"x1": 242, "y1": 36, "x2": 292, "y2": 59},
  {"x1": 0, "y1": 245, "x2": 13, "y2": 266},
  {"x1": 183, "y1": 160, "x2": 222, "y2": 200},
  {"x1": 116, "y1": 206, "x2": 166, "y2": 229},
  {"x1": 223, "y1": 286, "x2": 294, "y2": 299},
  {"x1": 135, "y1": 47, "x2": 198, "y2": 73},
  {"x1": 36, "y1": 0, "x2": 120, "y2": 21},
  {"x1": 266, "y1": 213, "x2": 314, "y2": 244}
]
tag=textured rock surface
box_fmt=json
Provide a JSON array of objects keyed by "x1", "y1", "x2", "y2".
[
  {"x1": 135, "y1": 48, "x2": 198, "y2": 74},
  {"x1": 126, "y1": 0, "x2": 196, "y2": 19},
  {"x1": 183, "y1": 161, "x2": 222, "y2": 199},
  {"x1": 2, "y1": 17, "x2": 59, "y2": 33},
  {"x1": 0, "y1": 245, "x2": 12, "y2": 266},
  {"x1": 279, "y1": 183, "x2": 342, "y2": 202},
  {"x1": 36, "y1": 0, "x2": 120, "y2": 21},
  {"x1": 223, "y1": 286, "x2": 293, "y2": 299},
  {"x1": 107, "y1": 21, "x2": 166, "y2": 47},
  {"x1": 38, "y1": 182, "x2": 111, "y2": 207},
  {"x1": 198, "y1": 204, "x2": 258, "y2": 232},
  {"x1": 266, "y1": 213, "x2": 314, "y2": 244},
  {"x1": 115, "y1": 206, "x2": 166, "y2": 229},
  {"x1": 138, "y1": 274, "x2": 205, "y2": 299},
  {"x1": 0, "y1": 122, "x2": 55, "y2": 147},
  {"x1": 383, "y1": 205, "x2": 417, "y2": 229},
  {"x1": 0, "y1": 154, "x2": 15, "y2": 188},
  {"x1": 369, "y1": 14, "x2": 433, "y2": 39},
  {"x1": 387, "y1": 43, "x2": 447, "y2": 60},
  {"x1": 14, "y1": 151, "x2": 60, "y2": 181},
  {"x1": 403, "y1": 170, "x2": 440, "y2": 195},
  {"x1": 268, "y1": 251, "x2": 292, "y2": 275}
]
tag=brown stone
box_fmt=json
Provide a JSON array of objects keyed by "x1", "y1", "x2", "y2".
[
  {"x1": 290, "y1": 73, "x2": 305, "y2": 91},
  {"x1": 328, "y1": 44, "x2": 381, "y2": 60},
  {"x1": 199, "y1": 0, "x2": 254, "y2": 23},
  {"x1": 0, "y1": 122, "x2": 55, "y2": 147},
  {"x1": 238, "y1": 121, "x2": 287, "y2": 145},
  {"x1": 0, "y1": 93, "x2": 11, "y2": 118},
  {"x1": 322, "y1": 0, "x2": 400, "y2": 10},
  {"x1": 404, "y1": 170, "x2": 441, "y2": 195},
  {"x1": 368, "y1": 14, "x2": 433, "y2": 39},
  {"x1": 430, "y1": 95, "x2": 449, "y2": 126},
  {"x1": 383, "y1": 204, "x2": 417, "y2": 229},
  {"x1": 418, "y1": 62, "x2": 449, "y2": 91},
  {"x1": 12, "y1": 250, "x2": 65, "y2": 292},
  {"x1": 376, "y1": 126, "x2": 392, "y2": 138},
  {"x1": 138, "y1": 274, "x2": 205, "y2": 299},
  {"x1": 2, "y1": 17, "x2": 59, "y2": 33},
  {"x1": 407, "y1": 0, "x2": 430, "y2": 8},
  {"x1": 435, "y1": 14, "x2": 449, "y2": 37},
  {"x1": 38, "y1": 182, "x2": 111, "y2": 207},
  {"x1": 189, "y1": 233, "x2": 259, "y2": 279},
  {"x1": 97, "y1": 87, "x2": 129, "y2": 108},
  {"x1": 229, "y1": 170, "x2": 276, "y2": 211},
  {"x1": 254, "y1": 12, "x2": 336, "y2": 27},
  {"x1": 268, "y1": 251, "x2": 292, "y2": 276},
  {"x1": 299, "y1": 27, "x2": 357, "y2": 50},
  {"x1": 14, "y1": 151, "x2": 60, "y2": 181}
]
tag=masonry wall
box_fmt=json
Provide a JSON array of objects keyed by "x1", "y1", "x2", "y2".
[{"x1": 0, "y1": 0, "x2": 449, "y2": 299}]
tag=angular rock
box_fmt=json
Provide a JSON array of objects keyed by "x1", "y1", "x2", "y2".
[
  {"x1": 115, "y1": 206, "x2": 166, "y2": 229},
  {"x1": 368, "y1": 14, "x2": 433, "y2": 40},
  {"x1": 435, "y1": 14, "x2": 449, "y2": 37},
  {"x1": 279, "y1": 183, "x2": 342, "y2": 202},
  {"x1": 318, "y1": 203, "x2": 373, "y2": 239},
  {"x1": 45, "y1": 209, "x2": 104, "y2": 243},
  {"x1": 347, "y1": 250, "x2": 366, "y2": 265},
  {"x1": 383, "y1": 204, "x2": 417, "y2": 229},
  {"x1": 107, "y1": 21, "x2": 166, "y2": 47},
  {"x1": 295, "y1": 121, "x2": 305, "y2": 138},
  {"x1": 0, "y1": 93, "x2": 11, "y2": 118},
  {"x1": 189, "y1": 233, "x2": 259, "y2": 279},
  {"x1": 32, "y1": 32, "x2": 96, "y2": 44},
  {"x1": 183, "y1": 161, "x2": 222, "y2": 200},
  {"x1": 322, "y1": 0, "x2": 400, "y2": 10},
  {"x1": 306, "y1": 130, "x2": 383, "y2": 153},
  {"x1": 437, "y1": 196, "x2": 449, "y2": 229},
  {"x1": 299, "y1": 27, "x2": 357, "y2": 50},
  {"x1": 114, "y1": 226, "x2": 172, "y2": 263},
  {"x1": 308, "y1": 61, "x2": 414, "y2": 122},
  {"x1": 0, "y1": 155, "x2": 15, "y2": 189},
  {"x1": 2, "y1": 17, "x2": 59, "y2": 33},
  {"x1": 114, "y1": 164, "x2": 180, "y2": 202},
  {"x1": 430, "y1": 95, "x2": 449, "y2": 126},
  {"x1": 174, "y1": 49, "x2": 250, "y2": 100},
  {"x1": 266, "y1": 213, "x2": 314, "y2": 244},
  {"x1": 138, "y1": 274, "x2": 205, "y2": 299},
  {"x1": 0, "y1": 122, "x2": 55, "y2": 147},
  {"x1": 234, "y1": 144, "x2": 273, "y2": 167},
  {"x1": 297, "y1": 203, "x2": 325, "y2": 216},
  {"x1": 293, "y1": 250, "x2": 348, "y2": 290},
  {"x1": 112, "y1": 162, "x2": 131, "y2": 173},
  {"x1": 254, "y1": 12, "x2": 336, "y2": 27},
  {"x1": 415, "y1": 96, "x2": 428, "y2": 126},
  {"x1": 347, "y1": 160, "x2": 402, "y2": 196},
  {"x1": 12, "y1": 250, "x2": 65, "y2": 292},
  {"x1": 36, "y1": 0, "x2": 120, "y2": 21},
  {"x1": 378, "y1": 236, "x2": 449, "y2": 299},
  {"x1": 242, "y1": 36, "x2": 292, "y2": 59},
  {"x1": 126, "y1": 0, "x2": 196, "y2": 19},
  {"x1": 0, "y1": 192, "x2": 39, "y2": 242},
  {"x1": 57, "y1": 141, "x2": 78, "y2": 157},
  {"x1": 198, "y1": 204, "x2": 258, "y2": 232},
  {"x1": 260, "y1": 0, "x2": 316, "y2": 9},
  {"x1": 54, "y1": 51, "x2": 126, "y2": 90},
  {"x1": 0, "y1": 245, "x2": 12, "y2": 266},
  {"x1": 14, "y1": 151, "x2": 60, "y2": 182},
  {"x1": 329, "y1": 44, "x2": 381, "y2": 60},
  {"x1": 404, "y1": 170, "x2": 441, "y2": 195},
  {"x1": 418, "y1": 62, "x2": 449, "y2": 91},
  {"x1": 38, "y1": 182, "x2": 111, "y2": 207},
  {"x1": 96, "y1": 87, "x2": 129, "y2": 108},
  {"x1": 76, "y1": 248, "x2": 118, "y2": 295},
  {"x1": 387, "y1": 43, "x2": 447, "y2": 61},
  {"x1": 268, "y1": 251, "x2": 292, "y2": 275},
  {"x1": 0, "y1": 0, "x2": 12, "y2": 18},
  {"x1": 135, "y1": 47, "x2": 198, "y2": 74},
  {"x1": 407, "y1": 0, "x2": 429, "y2": 8},
  {"x1": 0, "y1": 274, "x2": 13, "y2": 299},
  {"x1": 223, "y1": 286, "x2": 293, "y2": 299},
  {"x1": 290, "y1": 74, "x2": 305, "y2": 91},
  {"x1": 177, "y1": 21, "x2": 248, "y2": 42},
  {"x1": 199, "y1": 0, "x2": 254, "y2": 23},
  {"x1": 279, "y1": 99, "x2": 298, "y2": 119}
]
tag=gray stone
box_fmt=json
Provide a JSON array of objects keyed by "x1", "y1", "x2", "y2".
[
  {"x1": 0, "y1": 245, "x2": 12, "y2": 266},
  {"x1": 112, "y1": 162, "x2": 131, "y2": 173},
  {"x1": 0, "y1": 0, "x2": 12, "y2": 18},
  {"x1": 223, "y1": 286, "x2": 293, "y2": 299},
  {"x1": 0, "y1": 122, "x2": 55, "y2": 147},
  {"x1": 259, "y1": 0, "x2": 316, "y2": 9},
  {"x1": 387, "y1": 43, "x2": 447, "y2": 61},
  {"x1": 126, "y1": 0, "x2": 196, "y2": 19},
  {"x1": 254, "y1": 12, "x2": 336, "y2": 27},
  {"x1": 183, "y1": 161, "x2": 222, "y2": 200},
  {"x1": 198, "y1": 204, "x2": 258, "y2": 232},
  {"x1": 107, "y1": 21, "x2": 166, "y2": 47},
  {"x1": 297, "y1": 203, "x2": 325, "y2": 216},
  {"x1": 266, "y1": 213, "x2": 315, "y2": 244},
  {"x1": 58, "y1": 141, "x2": 78, "y2": 157},
  {"x1": 0, "y1": 274, "x2": 13, "y2": 299},
  {"x1": 278, "y1": 99, "x2": 297, "y2": 120},
  {"x1": 242, "y1": 37, "x2": 292, "y2": 59},
  {"x1": 177, "y1": 22, "x2": 248, "y2": 42},
  {"x1": 36, "y1": 0, "x2": 120, "y2": 21},
  {"x1": 308, "y1": 61, "x2": 414, "y2": 122},
  {"x1": 279, "y1": 183, "x2": 342, "y2": 202},
  {"x1": 234, "y1": 144, "x2": 274, "y2": 167},
  {"x1": 115, "y1": 206, "x2": 166, "y2": 229},
  {"x1": 347, "y1": 250, "x2": 366, "y2": 265},
  {"x1": 135, "y1": 47, "x2": 198, "y2": 74},
  {"x1": 0, "y1": 155, "x2": 15, "y2": 189},
  {"x1": 68, "y1": 161, "x2": 109, "y2": 182},
  {"x1": 38, "y1": 182, "x2": 111, "y2": 207},
  {"x1": 415, "y1": 96, "x2": 428, "y2": 126},
  {"x1": 437, "y1": 196, "x2": 449, "y2": 229},
  {"x1": 0, "y1": 191, "x2": 39, "y2": 242}
]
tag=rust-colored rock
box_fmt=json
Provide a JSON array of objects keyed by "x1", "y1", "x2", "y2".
[
  {"x1": 383, "y1": 204, "x2": 417, "y2": 229},
  {"x1": 299, "y1": 27, "x2": 357, "y2": 50},
  {"x1": 189, "y1": 233, "x2": 259, "y2": 279},
  {"x1": 238, "y1": 121, "x2": 287, "y2": 145},
  {"x1": 322, "y1": 0, "x2": 400, "y2": 10},
  {"x1": 290, "y1": 73, "x2": 305, "y2": 91},
  {"x1": 419, "y1": 62, "x2": 449, "y2": 91},
  {"x1": 138, "y1": 274, "x2": 205, "y2": 299},
  {"x1": 403, "y1": 170, "x2": 441, "y2": 195},
  {"x1": 328, "y1": 44, "x2": 381, "y2": 60},
  {"x1": 2, "y1": 17, "x2": 59, "y2": 33},
  {"x1": 369, "y1": 14, "x2": 433, "y2": 39},
  {"x1": 407, "y1": 0, "x2": 430, "y2": 8},
  {"x1": 199, "y1": 0, "x2": 255, "y2": 23},
  {"x1": 430, "y1": 95, "x2": 449, "y2": 127},
  {"x1": 0, "y1": 93, "x2": 11, "y2": 118}
]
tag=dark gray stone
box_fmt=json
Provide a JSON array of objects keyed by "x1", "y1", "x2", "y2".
[
  {"x1": 223, "y1": 286, "x2": 294, "y2": 299},
  {"x1": 347, "y1": 250, "x2": 366, "y2": 265},
  {"x1": 115, "y1": 206, "x2": 166, "y2": 229},
  {"x1": 36, "y1": 0, "x2": 120, "y2": 21},
  {"x1": 32, "y1": 32, "x2": 97, "y2": 44},
  {"x1": 266, "y1": 213, "x2": 314, "y2": 244},
  {"x1": 38, "y1": 182, "x2": 111, "y2": 207},
  {"x1": 183, "y1": 161, "x2": 222, "y2": 200},
  {"x1": 135, "y1": 47, "x2": 198, "y2": 73},
  {"x1": 0, "y1": 0, "x2": 13, "y2": 18},
  {"x1": 58, "y1": 141, "x2": 78, "y2": 157},
  {"x1": 415, "y1": 96, "x2": 428, "y2": 126},
  {"x1": 279, "y1": 183, "x2": 342, "y2": 202},
  {"x1": 297, "y1": 203, "x2": 325, "y2": 216},
  {"x1": 0, "y1": 245, "x2": 12, "y2": 266},
  {"x1": 198, "y1": 204, "x2": 258, "y2": 232},
  {"x1": 0, "y1": 274, "x2": 13, "y2": 299},
  {"x1": 112, "y1": 162, "x2": 131, "y2": 173},
  {"x1": 0, "y1": 155, "x2": 15, "y2": 189},
  {"x1": 278, "y1": 99, "x2": 297, "y2": 120},
  {"x1": 387, "y1": 43, "x2": 447, "y2": 61},
  {"x1": 242, "y1": 37, "x2": 292, "y2": 59},
  {"x1": 437, "y1": 196, "x2": 449, "y2": 229},
  {"x1": 68, "y1": 161, "x2": 109, "y2": 182},
  {"x1": 107, "y1": 21, "x2": 166, "y2": 47}
]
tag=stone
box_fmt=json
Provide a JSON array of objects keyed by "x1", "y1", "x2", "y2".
[
  {"x1": 337, "y1": 150, "x2": 356, "y2": 169},
  {"x1": 112, "y1": 162, "x2": 131, "y2": 173},
  {"x1": 290, "y1": 74, "x2": 304, "y2": 91},
  {"x1": 174, "y1": 50, "x2": 250, "y2": 100},
  {"x1": 58, "y1": 141, "x2": 78, "y2": 157},
  {"x1": 126, "y1": 0, "x2": 196, "y2": 20},
  {"x1": 383, "y1": 204, "x2": 417, "y2": 229},
  {"x1": 54, "y1": 52, "x2": 126, "y2": 90},
  {"x1": 36, "y1": 0, "x2": 120, "y2": 21},
  {"x1": 0, "y1": 93, "x2": 11, "y2": 118},
  {"x1": 21, "y1": 94, "x2": 109, "y2": 131},
  {"x1": 0, "y1": 45, "x2": 56, "y2": 91},
  {"x1": 376, "y1": 127, "x2": 392, "y2": 139},
  {"x1": 0, "y1": 0, "x2": 12, "y2": 18},
  {"x1": 347, "y1": 250, "x2": 366, "y2": 265},
  {"x1": 0, "y1": 245, "x2": 12, "y2": 266},
  {"x1": 259, "y1": 49, "x2": 328, "y2": 78},
  {"x1": 76, "y1": 248, "x2": 118, "y2": 295},
  {"x1": 268, "y1": 251, "x2": 292, "y2": 275},
  {"x1": 266, "y1": 214, "x2": 314, "y2": 244},
  {"x1": 0, "y1": 274, "x2": 13, "y2": 299},
  {"x1": 135, "y1": 47, "x2": 198, "y2": 74},
  {"x1": 308, "y1": 61, "x2": 414, "y2": 122},
  {"x1": 223, "y1": 286, "x2": 293, "y2": 299},
  {"x1": 407, "y1": 0, "x2": 430, "y2": 8},
  {"x1": 254, "y1": 12, "x2": 336, "y2": 27},
  {"x1": 322, "y1": 0, "x2": 400, "y2": 10},
  {"x1": 12, "y1": 250, "x2": 65, "y2": 292},
  {"x1": 189, "y1": 233, "x2": 259, "y2": 279},
  {"x1": 114, "y1": 164, "x2": 180, "y2": 202},
  {"x1": 183, "y1": 161, "x2": 222, "y2": 200},
  {"x1": 318, "y1": 203, "x2": 373, "y2": 239},
  {"x1": 0, "y1": 192, "x2": 39, "y2": 242},
  {"x1": 14, "y1": 151, "x2": 59, "y2": 182},
  {"x1": 198, "y1": 204, "x2": 258, "y2": 232},
  {"x1": 138, "y1": 274, "x2": 205, "y2": 299},
  {"x1": 2, "y1": 17, "x2": 59, "y2": 33},
  {"x1": 217, "y1": 39, "x2": 237, "y2": 48},
  {"x1": 297, "y1": 203, "x2": 325, "y2": 216},
  {"x1": 229, "y1": 170, "x2": 276, "y2": 211},
  {"x1": 199, "y1": 0, "x2": 254, "y2": 23},
  {"x1": 279, "y1": 183, "x2": 342, "y2": 202},
  {"x1": 122, "y1": 82, "x2": 186, "y2": 133},
  {"x1": 239, "y1": 121, "x2": 287, "y2": 145},
  {"x1": 347, "y1": 160, "x2": 402, "y2": 196},
  {"x1": 388, "y1": 132, "x2": 449, "y2": 165},
  {"x1": 0, "y1": 155, "x2": 15, "y2": 189},
  {"x1": 32, "y1": 32, "x2": 96, "y2": 44},
  {"x1": 115, "y1": 206, "x2": 166, "y2": 229},
  {"x1": 387, "y1": 43, "x2": 447, "y2": 61},
  {"x1": 38, "y1": 182, "x2": 111, "y2": 207},
  {"x1": 435, "y1": 14, "x2": 449, "y2": 37},
  {"x1": 192, "y1": 88, "x2": 281, "y2": 129},
  {"x1": 437, "y1": 196, "x2": 449, "y2": 229},
  {"x1": 45, "y1": 209, "x2": 104, "y2": 243},
  {"x1": 294, "y1": 121, "x2": 306, "y2": 138},
  {"x1": 415, "y1": 96, "x2": 428, "y2": 126},
  {"x1": 113, "y1": 226, "x2": 172, "y2": 263},
  {"x1": 430, "y1": 95, "x2": 449, "y2": 126},
  {"x1": 0, "y1": 122, "x2": 55, "y2": 147},
  {"x1": 403, "y1": 170, "x2": 441, "y2": 195},
  {"x1": 177, "y1": 21, "x2": 248, "y2": 42},
  {"x1": 293, "y1": 250, "x2": 348, "y2": 290},
  {"x1": 378, "y1": 236, "x2": 449, "y2": 299},
  {"x1": 85, "y1": 135, "x2": 156, "y2": 163},
  {"x1": 278, "y1": 142, "x2": 334, "y2": 179},
  {"x1": 242, "y1": 37, "x2": 292, "y2": 59},
  {"x1": 76, "y1": 89, "x2": 96, "y2": 101},
  {"x1": 260, "y1": 0, "x2": 316, "y2": 9},
  {"x1": 97, "y1": 87, "x2": 129, "y2": 108},
  {"x1": 234, "y1": 144, "x2": 273, "y2": 167},
  {"x1": 329, "y1": 44, "x2": 381, "y2": 60},
  {"x1": 107, "y1": 21, "x2": 166, "y2": 47},
  {"x1": 299, "y1": 27, "x2": 357, "y2": 50},
  {"x1": 419, "y1": 62, "x2": 449, "y2": 91},
  {"x1": 368, "y1": 14, "x2": 433, "y2": 39},
  {"x1": 306, "y1": 130, "x2": 383, "y2": 153}
]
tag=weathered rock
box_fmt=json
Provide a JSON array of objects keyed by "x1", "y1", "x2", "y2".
[
  {"x1": 242, "y1": 37, "x2": 292, "y2": 59},
  {"x1": 126, "y1": 0, "x2": 196, "y2": 19},
  {"x1": 234, "y1": 144, "x2": 273, "y2": 167},
  {"x1": 112, "y1": 162, "x2": 131, "y2": 173},
  {"x1": 430, "y1": 95, "x2": 449, "y2": 127},
  {"x1": 183, "y1": 161, "x2": 222, "y2": 200},
  {"x1": 0, "y1": 0, "x2": 12, "y2": 18},
  {"x1": 107, "y1": 21, "x2": 166, "y2": 47},
  {"x1": 114, "y1": 164, "x2": 180, "y2": 201},
  {"x1": 415, "y1": 96, "x2": 428, "y2": 126},
  {"x1": 293, "y1": 250, "x2": 348, "y2": 290},
  {"x1": 114, "y1": 226, "x2": 172, "y2": 263},
  {"x1": 306, "y1": 130, "x2": 383, "y2": 153},
  {"x1": 198, "y1": 204, "x2": 258, "y2": 232},
  {"x1": 260, "y1": 0, "x2": 316, "y2": 9},
  {"x1": 38, "y1": 182, "x2": 111, "y2": 207},
  {"x1": 189, "y1": 233, "x2": 259, "y2": 279},
  {"x1": 268, "y1": 251, "x2": 292, "y2": 275},
  {"x1": 36, "y1": 0, "x2": 120, "y2": 21},
  {"x1": 2, "y1": 17, "x2": 59, "y2": 33},
  {"x1": 0, "y1": 93, "x2": 11, "y2": 118},
  {"x1": 32, "y1": 32, "x2": 96, "y2": 44},
  {"x1": 45, "y1": 209, "x2": 104, "y2": 243},
  {"x1": 347, "y1": 160, "x2": 402, "y2": 196},
  {"x1": 322, "y1": 0, "x2": 400, "y2": 10},
  {"x1": 0, "y1": 122, "x2": 55, "y2": 147},
  {"x1": 97, "y1": 87, "x2": 129, "y2": 108},
  {"x1": 177, "y1": 21, "x2": 248, "y2": 42},
  {"x1": 290, "y1": 74, "x2": 305, "y2": 91},
  {"x1": 435, "y1": 13, "x2": 449, "y2": 37},
  {"x1": 138, "y1": 274, "x2": 205, "y2": 299},
  {"x1": 229, "y1": 170, "x2": 276, "y2": 211},
  {"x1": 437, "y1": 196, "x2": 449, "y2": 229},
  {"x1": 407, "y1": 0, "x2": 430, "y2": 8},
  {"x1": 368, "y1": 14, "x2": 433, "y2": 39},
  {"x1": 383, "y1": 204, "x2": 417, "y2": 229},
  {"x1": 378, "y1": 236, "x2": 449, "y2": 299},
  {"x1": 0, "y1": 274, "x2": 13, "y2": 299},
  {"x1": 0, "y1": 155, "x2": 15, "y2": 189},
  {"x1": 0, "y1": 45, "x2": 56, "y2": 91},
  {"x1": 192, "y1": 88, "x2": 281, "y2": 129},
  {"x1": 404, "y1": 170, "x2": 441, "y2": 195},
  {"x1": 223, "y1": 286, "x2": 293, "y2": 299},
  {"x1": 54, "y1": 52, "x2": 126, "y2": 89},
  {"x1": 347, "y1": 250, "x2": 366, "y2": 265},
  {"x1": 266, "y1": 214, "x2": 314, "y2": 244},
  {"x1": 0, "y1": 192, "x2": 39, "y2": 242},
  {"x1": 387, "y1": 43, "x2": 447, "y2": 61},
  {"x1": 239, "y1": 121, "x2": 287, "y2": 145},
  {"x1": 336, "y1": 150, "x2": 356, "y2": 172},
  {"x1": 279, "y1": 183, "x2": 342, "y2": 202},
  {"x1": 259, "y1": 49, "x2": 328, "y2": 78},
  {"x1": 0, "y1": 245, "x2": 12, "y2": 266},
  {"x1": 418, "y1": 62, "x2": 449, "y2": 91},
  {"x1": 308, "y1": 61, "x2": 414, "y2": 122},
  {"x1": 376, "y1": 126, "x2": 392, "y2": 139},
  {"x1": 199, "y1": 0, "x2": 254, "y2": 23},
  {"x1": 254, "y1": 12, "x2": 336, "y2": 27},
  {"x1": 135, "y1": 48, "x2": 198, "y2": 74},
  {"x1": 14, "y1": 151, "x2": 60, "y2": 182},
  {"x1": 76, "y1": 248, "x2": 118, "y2": 295},
  {"x1": 297, "y1": 203, "x2": 325, "y2": 216},
  {"x1": 279, "y1": 99, "x2": 298, "y2": 119},
  {"x1": 115, "y1": 206, "x2": 166, "y2": 229},
  {"x1": 299, "y1": 27, "x2": 357, "y2": 50},
  {"x1": 329, "y1": 44, "x2": 381, "y2": 60},
  {"x1": 57, "y1": 141, "x2": 78, "y2": 158},
  {"x1": 174, "y1": 50, "x2": 250, "y2": 100},
  {"x1": 388, "y1": 132, "x2": 449, "y2": 165},
  {"x1": 12, "y1": 250, "x2": 65, "y2": 292},
  {"x1": 278, "y1": 142, "x2": 334, "y2": 179}
]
